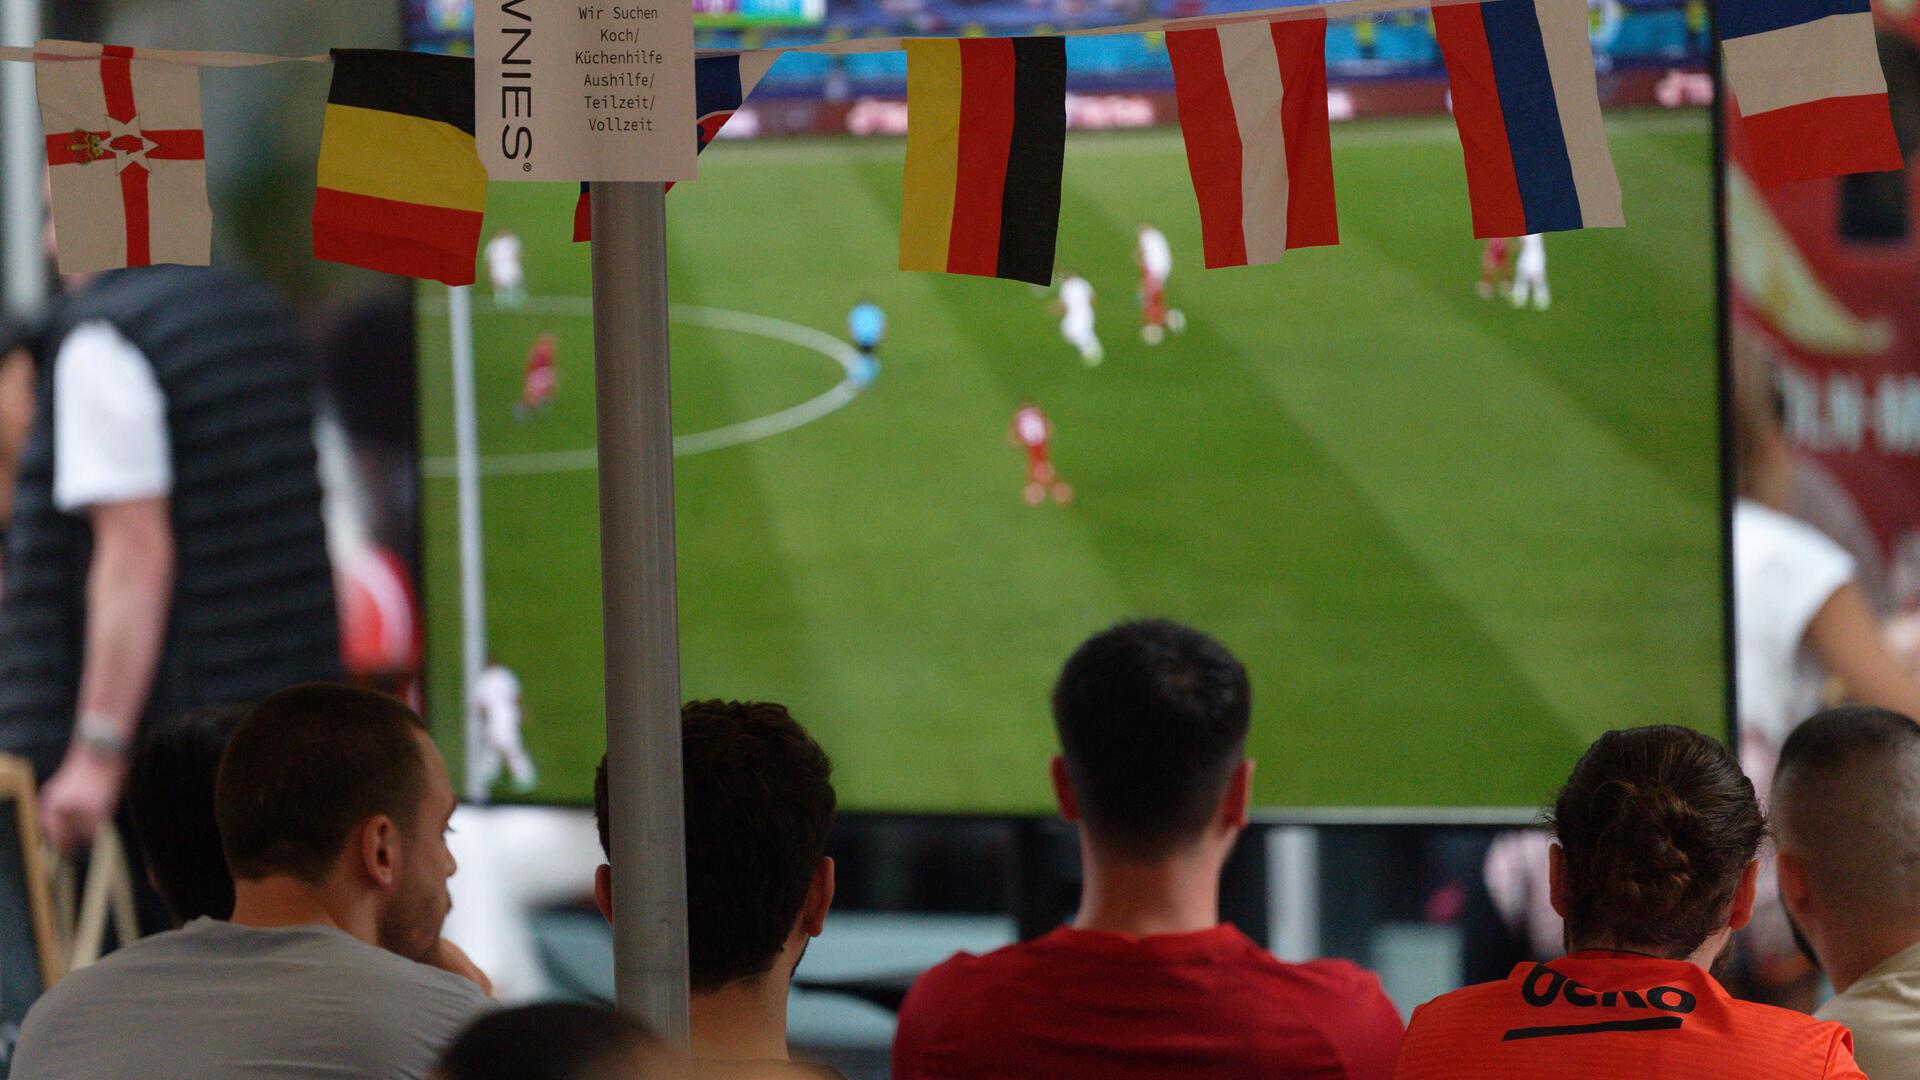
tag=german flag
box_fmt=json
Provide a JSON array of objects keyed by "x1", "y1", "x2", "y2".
[
  {"x1": 313, "y1": 49, "x2": 486, "y2": 286},
  {"x1": 900, "y1": 38, "x2": 1066, "y2": 285}
]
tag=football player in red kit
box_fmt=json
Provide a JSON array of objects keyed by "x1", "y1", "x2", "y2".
[
  {"x1": 516, "y1": 332, "x2": 558, "y2": 421},
  {"x1": 1011, "y1": 402, "x2": 1073, "y2": 506},
  {"x1": 1478, "y1": 238, "x2": 1514, "y2": 300}
]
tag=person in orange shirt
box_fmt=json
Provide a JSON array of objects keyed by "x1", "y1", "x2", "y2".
[{"x1": 1394, "y1": 725, "x2": 1865, "y2": 1080}]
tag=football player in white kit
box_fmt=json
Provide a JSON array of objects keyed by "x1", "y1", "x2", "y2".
[
  {"x1": 471, "y1": 658, "x2": 538, "y2": 795},
  {"x1": 1134, "y1": 223, "x2": 1186, "y2": 345},
  {"x1": 1053, "y1": 270, "x2": 1105, "y2": 367},
  {"x1": 1509, "y1": 233, "x2": 1550, "y2": 311},
  {"x1": 484, "y1": 230, "x2": 526, "y2": 310}
]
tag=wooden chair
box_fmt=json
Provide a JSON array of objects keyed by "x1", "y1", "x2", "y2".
[
  {"x1": 63, "y1": 820, "x2": 139, "y2": 972},
  {"x1": 0, "y1": 755, "x2": 65, "y2": 990}
]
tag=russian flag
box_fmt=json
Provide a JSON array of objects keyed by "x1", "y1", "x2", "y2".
[
  {"x1": 1167, "y1": 18, "x2": 1338, "y2": 268},
  {"x1": 1720, "y1": 0, "x2": 1902, "y2": 188},
  {"x1": 574, "y1": 51, "x2": 776, "y2": 242},
  {"x1": 1434, "y1": 0, "x2": 1623, "y2": 239}
]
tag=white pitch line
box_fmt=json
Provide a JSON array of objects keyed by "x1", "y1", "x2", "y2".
[{"x1": 419, "y1": 300, "x2": 867, "y2": 478}]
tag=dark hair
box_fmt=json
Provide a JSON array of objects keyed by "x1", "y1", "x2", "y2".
[
  {"x1": 1773, "y1": 705, "x2": 1920, "y2": 917},
  {"x1": 1548, "y1": 726, "x2": 1764, "y2": 956},
  {"x1": 216, "y1": 683, "x2": 430, "y2": 884},
  {"x1": 595, "y1": 700, "x2": 836, "y2": 994},
  {"x1": 1051, "y1": 619, "x2": 1251, "y2": 858},
  {"x1": 438, "y1": 1003, "x2": 661, "y2": 1080},
  {"x1": 128, "y1": 704, "x2": 248, "y2": 923}
]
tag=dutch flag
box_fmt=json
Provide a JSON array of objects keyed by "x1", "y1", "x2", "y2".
[
  {"x1": 1720, "y1": 0, "x2": 1903, "y2": 188},
  {"x1": 574, "y1": 51, "x2": 777, "y2": 242},
  {"x1": 1434, "y1": 0, "x2": 1624, "y2": 239}
]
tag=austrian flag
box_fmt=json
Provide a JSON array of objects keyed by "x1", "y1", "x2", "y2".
[
  {"x1": 1167, "y1": 18, "x2": 1338, "y2": 269},
  {"x1": 36, "y1": 41, "x2": 211, "y2": 274}
]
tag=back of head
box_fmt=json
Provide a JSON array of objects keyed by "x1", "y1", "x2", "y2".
[
  {"x1": 594, "y1": 700, "x2": 836, "y2": 994},
  {"x1": 129, "y1": 703, "x2": 248, "y2": 922},
  {"x1": 216, "y1": 683, "x2": 427, "y2": 884},
  {"x1": 1549, "y1": 725, "x2": 1764, "y2": 956},
  {"x1": 1052, "y1": 619, "x2": 1251, "y2": 859},
  {"x1": 1773, "y1": 706, "x2": 1920, "y2": 924},
  {"x1": 438, "y1": 1003, "x2": 662, "y2": 1080}
]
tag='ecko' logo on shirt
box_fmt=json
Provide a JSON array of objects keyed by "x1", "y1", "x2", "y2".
[{"x1": 1503, "y1": 964, "x2": 1698, "y2": 1042}]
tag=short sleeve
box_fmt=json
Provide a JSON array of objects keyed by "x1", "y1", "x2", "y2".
[
  {"x1": 52, "y1": 320, "x2": 171, "y2": 512},
  {"x1": 1825, "y1": 1025, "x2": 1869, "y2": 1080}
]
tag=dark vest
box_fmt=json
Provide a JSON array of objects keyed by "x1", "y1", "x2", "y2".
[{"x1": 0, "y1": 267, "x2": 340, "y2": 771}]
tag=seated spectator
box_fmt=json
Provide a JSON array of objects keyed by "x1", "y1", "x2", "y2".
[
  {"x1": 1773, "y1": 706, "x2": 1920, "y2": 1080},
  {"x1": 126, "y1": 703, "x2": 248, "y2": 924},
  {"x1": 1394, "y1": 725, "x2": 1864, "y2": 1080},
  {"x1": 12, "y1": 683, "x2": 491, "y2": 1080},
  {"x1": 892, "y1": 619, "x2": 1404, "y2": 1080},
  {"x1": 437, "y1": 1002, "x2": 667, "y2": 1080},
  {"x1": 593, "y1": 701, "x2": 844, "y2": 1079}
]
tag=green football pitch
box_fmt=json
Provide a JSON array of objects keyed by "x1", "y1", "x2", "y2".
[{"x1": 418, "y1": 109, "x2": 1724, "y2": 814}]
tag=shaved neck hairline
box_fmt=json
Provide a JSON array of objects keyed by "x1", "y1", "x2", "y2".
[{"x1": 1776, "y1": 752, "x2": 1920, "y2": 916}]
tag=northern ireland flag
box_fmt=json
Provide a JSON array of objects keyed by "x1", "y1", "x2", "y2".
[
  {"x1": 1434, "y1": 0, "x2": 1623, "y2": 238},
  {"x1": 36, "y1": 41, "x2": 210, "y2": 273},
  {"x1": 1167, "y1": 18, "x2": 1338, "y2": 269},
  {"x1": 573, "y1": 51, "x2": 777, "y2": 242},
  {"x1": 1720, "y1": 0, "x2": 1902, "y2": 188}
]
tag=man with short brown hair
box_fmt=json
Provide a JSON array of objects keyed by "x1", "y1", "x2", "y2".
[{"x1": 12, "y1": 683, "x2": 489, "y2": 1080}]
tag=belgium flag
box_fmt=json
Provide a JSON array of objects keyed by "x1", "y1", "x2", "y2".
[
  {"x1": 313, "y1": 49, "x2": 486, "y2": 286},
  {"x1": 900, "y1": 38, "x2": 1066, "y2": 285}
]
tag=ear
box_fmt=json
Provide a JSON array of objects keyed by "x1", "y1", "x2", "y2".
[
  {"x1": 593, "y1": 864, "x2": 613, "y2": 926},
  {"x1": 1548, "y1": 842, "x2": 1569, "y2": 920},
  {"x1": 359, "y1": 815, "x2": 400, "y2": 890},
  {"x1": 1776, "y1": 850, "x2": 1813, "y2": 918},
  {"x1": 1219, "y1": 760, "x2": 1253, "y2": 830},
  {"x1": 799, "y1": 857, "x2": 835, "y2": 939},
  {"x1": 1726, "y1": 858, "x2": 1760, "y2": 932},
  {"x1": 1050, "y1": 756, "x2": 1080, "y2": 823}
]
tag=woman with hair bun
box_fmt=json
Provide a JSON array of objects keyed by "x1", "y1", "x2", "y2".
[{"x1": 1394, "y1": 726, "x2": 1865, "y2": 1079}]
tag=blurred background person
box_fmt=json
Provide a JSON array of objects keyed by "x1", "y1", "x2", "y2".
[
  {"x1": 1773, "y1": 706, "x2": 1920, "y2": 1080},
  {"x1": 125, "y1": 703, "x2": 249, "y2": 926},
  {"x1": 1734, "y1": 349, "x2": 1920, "y2": 1002},
  {"x1": 0, "y1": 258, "x2": 341, "y2": 1042},
  {"x1": 1396, "y1": 726, "x2": 1864, "y2": 1080},
  {"x1": 436, "y1": 1003, "x2": 670, "y2": 1080}
]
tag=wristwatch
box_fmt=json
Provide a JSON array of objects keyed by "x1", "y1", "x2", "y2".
[{"x1": 75, "y1": 713, "x2": 131, "y2": 760}]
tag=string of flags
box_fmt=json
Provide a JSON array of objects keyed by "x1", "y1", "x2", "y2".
[{"x1": 17, "y1": 0, "x2": 1905, "y2": 287}]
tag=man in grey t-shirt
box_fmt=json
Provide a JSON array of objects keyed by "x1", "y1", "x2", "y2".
[{"x1": 13, "y1": 685, "x2": 491, "y2": 1079}]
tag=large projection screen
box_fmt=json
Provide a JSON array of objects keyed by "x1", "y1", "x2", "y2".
[{"x1": 415, "y1": 13, "x2": 1726, "y2": 816}]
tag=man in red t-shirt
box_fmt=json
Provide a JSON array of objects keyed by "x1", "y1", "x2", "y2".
[{"x1": 892, "y1": 620, "x2": 1405, "y2": 1080}]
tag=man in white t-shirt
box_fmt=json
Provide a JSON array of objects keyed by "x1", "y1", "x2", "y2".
[
  {"x1": 1053, "y1": 272, "x2": 1103, "y2": 367},
  {"x1": 485, "y1": 231, "x2": 525, "y2": 310},
  {"x1": 471, "y1": 660, "x2": 537, "y2": 795},
  {"x1": 1508, "y1": 234, "x2": 1549, "y2": 310},
  {"x1": 1134, "y1": 224, "x2": 1184, "y2": 345}
]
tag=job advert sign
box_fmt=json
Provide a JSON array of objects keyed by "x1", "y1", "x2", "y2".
[{"x1": 476, "y1": 0, "x2": 697, "y2": 181}]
